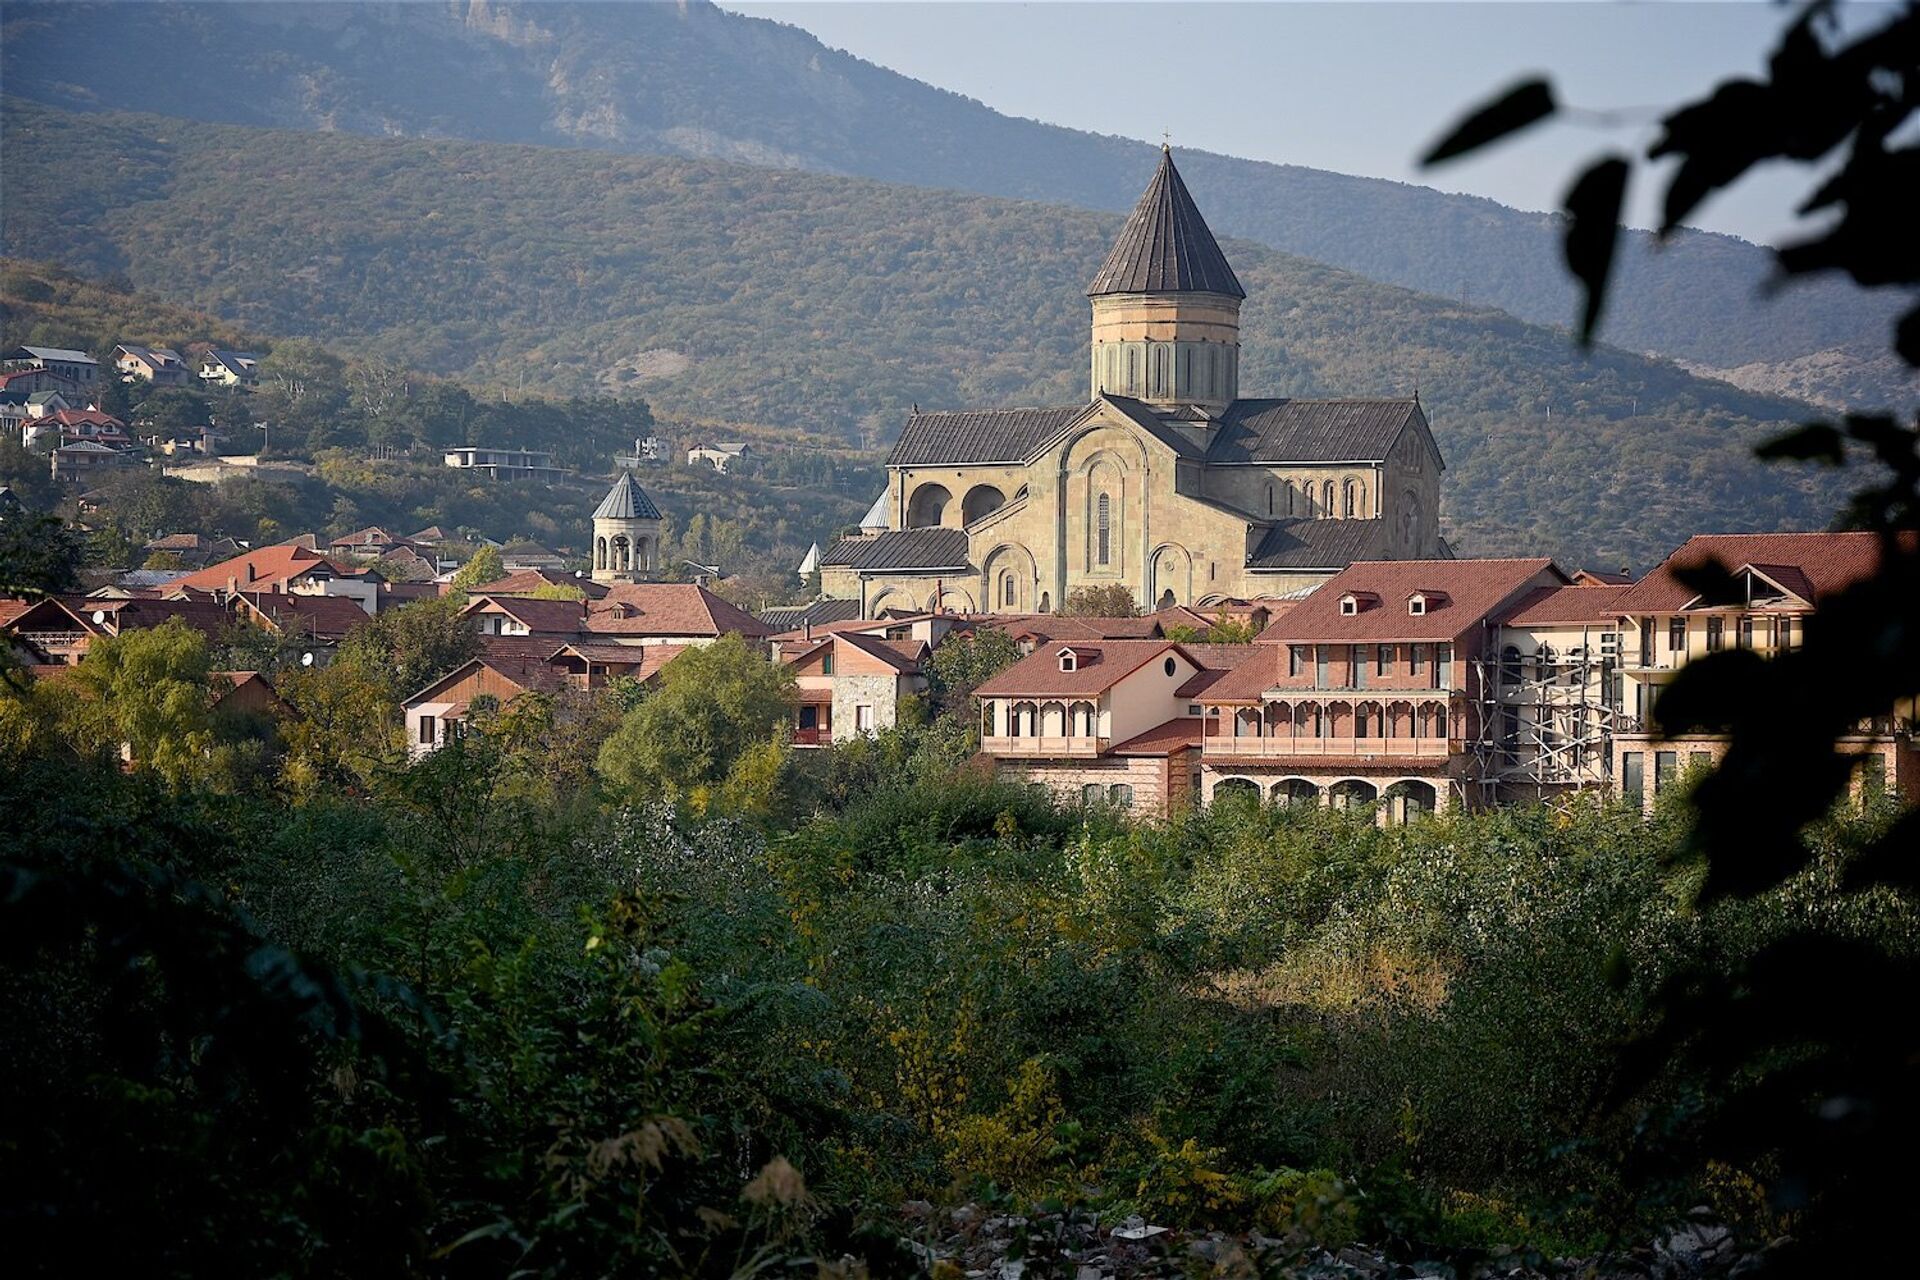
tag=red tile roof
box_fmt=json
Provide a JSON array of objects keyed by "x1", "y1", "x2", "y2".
[
  {"x1": 974, "y1": 639, "x2": 1190, "y2": 698},
  {"x1": 586, "y1": 583, "x2": 774, "y2": 638},
  {"x1": 1172, "y1": 643, "x2": 1263, "y2": 696},
  {"x1": 1109, "y1": 715, "x2": 1204, "y2": 757},
  {"x1": 173, "y1": 542, "x2": 330, "y2": 593},
  {"x1": 464, "y1": 594, "x2": 589, "y2": 634},
  {"x1": 1265, "y1": 559, "x2": 1562, "y2": 643},
  {"x1": 234, "y1": 591, "x2": 372, "y2": 640},
  {"x1": 1613, "y1": 532, "x2": 1898, "y2": 613},
  {"x1": 836, "y1": 630, "x2": 929, "y2": 674},
  {"x1": 1194, "y1": 646, "x2": 1285, "y2": 705},
  {"x1": 471, "y1": 568, "x2": 609, "y2": 599},
  {"x1": 1495, "y1": 583, "x2": 1631, "y2": 626}
]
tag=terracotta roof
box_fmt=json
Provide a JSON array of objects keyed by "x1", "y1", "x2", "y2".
[
  {"x1": 1170, "y1": 643, "x2": 1264, "y2": 697},
  {"x1": 1266, "y1": 559, "x2": 1563, "y2": 643},
  {"x1": 1496, "y1": 583, "x2": 1631, "y2": 626},
  {"x1": 469, "y1": 568, "x2": 608, "y2": 599},
  {"x1": 550, "y1": 641, "x2": 687, "y2": 682},
  {"x1": 1247, "y1": 518, "x2": 1391, "y2": 571},
  {"x1": 585, "y1": 583, "x2": 774, "y2": 638},
  {"x1": 405, "y1": 652, "x2": 564, "y2": 707},
  {"x1": 477, "y1": 634, "x2": 564, "y2": 662},
  {"x1": 234, "y1": 591, "x2": 372, "y2": 640},
  {"x1": 174, "y1": 542, "x2": 329, "y2": 593},
  {"x1": 1110, "y1": 715, "x2": 1205, "y2": 757},
  {"x1": 1613, "y1": 532, "x2": 1898, "y2": 613},
  {"x1": 819, "y1": 528, "x2": 973, "y2": 573},
  {"x1": 1571, "y1": 569, "x2": 1633, "y2": 586},
  {"x1": 464, "y1": 594, "x2": 588, "y2": 634},
  {"x1": 837, "y1": 629, "x2": 928, "y2": 674},
  {"x1": 1210, "y1": 400, "x2": 1432, "y2": 466},
  {"x1": 0, "y1": 598, "x2": 36, "y2": 628},
  {"x1": 990, "y1": 614, "x2": 1165, "y2": 642},
  {"x1": 974, "y1": 639, "x2": 1189, "y2": 698},
  {"x1": 1197, "y1": 645, "x2": 1286, "y2": 704},
  {"x1": 887, "y1": 405, "x2": 1092, "y2": 467},
  {"x1": 1087, "y1": 148, "x2": 1245, "y2": 300}
]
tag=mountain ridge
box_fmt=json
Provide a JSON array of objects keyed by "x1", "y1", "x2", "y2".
[
  {"x1": 0, "y1": 96, "x2": 1847, "y2": 570},
  {"x1": 1, "y1": 0, "x2": 1910, "y2": 407}
]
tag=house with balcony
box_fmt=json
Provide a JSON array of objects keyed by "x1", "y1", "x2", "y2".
[
  {"x1": 1608, "y1": 532, "x2": 1917, "y2": 812},
  {"x1": 6, "y1": 346, "x2": 99, "y2": 390},
  {"x1": 113, "y1": 344, "x2": 189, "y2": 386},
  {"x1": 780, "y1": 629, "x2": 930, "y2": 745},
  {"x1": 443, "y1": 446, "x2": 566, "y2": 480},
  {"x1": 973, "y1": 638, "x2": 1229, "y2": 816},
  {"x1": 1197, "y1": 558, "x2": 1566, "y2": 819}
]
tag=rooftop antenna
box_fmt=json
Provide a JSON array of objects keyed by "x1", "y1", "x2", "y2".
[{"x1": 1162, "y1": 127, "x2": 1172, "y2": 154}]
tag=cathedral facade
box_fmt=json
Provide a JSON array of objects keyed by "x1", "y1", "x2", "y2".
[{"x1": 819, "y1": 147, "x2": 1447, "y2": 617}]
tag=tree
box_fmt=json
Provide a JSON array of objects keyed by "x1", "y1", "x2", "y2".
[
  {"x1": 923, "y1": 627, "x2": 1022, "y2": 720},
  {"x1": 277, "y1": 658, "x2": 400, "y2": 797},
  {"x1": 448, "y1": 544, "x2": 504, "y2": 595},
  {"x1": 596, "y1": 634, "x2": 795, "y2": 807},
  {"x1": 0, "y1": 511, "x2": 84, "y2": 598},
  {"x1": 337, "y1": 596, "x2": 481, "y2": 698},
  {"x1": 1427, "y1": 5, "x2": 1920, "y2": 1269},
  {"x1": 1061, "y1": 584, "x2": 1138, "y2": 617}
]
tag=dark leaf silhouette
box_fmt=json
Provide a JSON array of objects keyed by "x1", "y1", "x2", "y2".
[
  {"x1": 1420, "y1": 78, "x2": 1557, "y2": 166},
  {"x1": 1755, "y1": 423, "x2": 1845, "y2": 465},
  {"x1": 1562, "y1": 156, "x2": 1629, "y2": 345}
]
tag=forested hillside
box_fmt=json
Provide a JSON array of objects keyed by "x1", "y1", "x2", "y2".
[
  {"x1": 0, "y1": 0, "x2": 1909, "y2": 400},
  {"x1": 0, "y1": 99, "x2": 1847, "y2": 568}
]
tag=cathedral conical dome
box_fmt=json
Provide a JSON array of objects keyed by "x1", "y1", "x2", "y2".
[
  {"x1": 593, "y1": 471, "x2": 661, "y2": 520},
  {"x1": 1088, "y1": 147, "x2": 1244, "y2": 300}
]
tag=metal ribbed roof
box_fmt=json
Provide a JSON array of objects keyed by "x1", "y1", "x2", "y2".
[
  {"x1": 592, "y1": 471, "x2": 661, "y2": 521},
  {"x1": 819, "y1": 528, "x2": 973, "y2": 573},
  {"x1": 1087, "y1": 148, "x2": 1245, "y2": 300},
  {"x1": 1208, "y1": 399, "x2": 1425, "y2": 465},
  {"x1": 1246, "y1": 518, "x2": 1391, "y2": 571},
  {"x1": 888, "y1": 405, "x2": 1091, "y2": 467}
]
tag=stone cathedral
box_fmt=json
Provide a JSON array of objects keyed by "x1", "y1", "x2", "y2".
[{"x1": 818, "y1": 146, "x2": 1447, "y2": 618}]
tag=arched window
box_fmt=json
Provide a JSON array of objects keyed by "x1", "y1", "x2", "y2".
[
  {"x1": 1283, "y1": 480, "x2": 1295, "y2": 516},
  {"x1": 1343, "y1": 479, "x2": 1357, "y2": 518},
  {"x1": 1000, "y1": 572, "x2": 1015, "y2": 608},
  {"x1": 1096, "y1": 492, "x2": 1112, "y2": 566},
  {"x1": 1206, "y1": 345, "x2": 1217, "y2": 398},
  {"x1": 1322, "y1": 480, "x2": 1336, "y2": 518},
  {"x1": 1267, "y1": 485, "x2": 1274, "y2": 516},
  {"x1": 1126, "y1": 348, "x2": 1137, "y2": 393},
  {"x1": 1039, "y1": 592, "x2": 1051, "y2": 613},
  {"x1": 595, "y1": 536, "x2": 607, "y2": 570}
]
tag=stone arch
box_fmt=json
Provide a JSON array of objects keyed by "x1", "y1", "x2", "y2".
[
  {"x1": 1149, "y1": 542, "x2": 1192, "y2": 608},
  {"x1": 1273, "y1": 778, "x2": 1320, "y2": 807},
  {"x1": 595, "y1": 536, "x2": 607, "y2": 571},
  {"x1": 1063, "y1": 432, "x2": 1148, "y2": 576},
  {"x1": 962, "y1": 484, "x2": 1006, "y2": 525},
  {"x1": 610, "y1": 534, "x2": 630, "y2": 572},
  {"x1": 1329, "y1": 778, "x2": 1379, "y2": 809},
  {"x1": 635, "y1": 535, "x2": 652, "y2": 571},
  {"x1": 1213, "y1": 777, "x2": 1260, "y2": 805},
  {"x1": 981, "y1": 543, "x2": 1038, "y2": 615},
  {"x1": 1322, "y1": 480, "x2": 1336, "y2": 519},
  {"x1": 1384, "y1": 779, "x2": 1438, "y2": 824},
  {"x1": 927, "y1": 585, "x2": 976, "y2": 613},
  {"x1": 1158, "y1": 588, "x2": 1176, "y2": 610},
  {"x1": 907, "y1": 482, "x2": 952, "y2": 529},
  {"x1": 868, "y1": 588, "x2": 903, "y2": 615}
]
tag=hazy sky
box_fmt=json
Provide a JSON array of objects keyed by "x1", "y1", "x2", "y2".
[{"x1": 723, "y1": 1, "x2": 1888, "y2": 246}]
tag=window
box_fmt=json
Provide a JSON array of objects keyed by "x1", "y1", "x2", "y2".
[
  {"x1": 1377, "y1": 644, "x2": 1391, "y2": 676},
  {"x1": 1655, "y1": 750, "x2": 1678, "y2": 793},
  {"x1": 1082, "y1": 783, "x2": 1103, "y2": 805},
  {"x1": 1164, "y1": 657, "x2": 1178, "y2": 677},
  {"x1": 1436, "y1": 644, "x2": 1452, "y2": 685},
  {"x1": 1351, "y1": 644, "x2": 1367, "y2": 688},
  {"x1": 1188, "y1": 703, "x2": 1202, "y2": 716},
  {"x1": 1000, "y1": 573, "x2": 1015, "y2": 608},
  {"x1": 1779, "y1": 615, "x2": 1795, "y2": 649},
  {"x1": 1738, "y1": 616, "x2": 1754, "y2": 649},
  {"x1": 1340, "y1": 594, "x2": 1358, "y2": 616},
  {"x1": 1707, "y1": 617, "x2": 1725, "y2": 652},
  {"x1": 1322, "y1": 480, "x2": 1336, "y2": 517},
  {"x1": 1058, "y1": 649, "x2": 1077, "y2": 672},
  {"x1": 1669, "y1": 618, "x2": 1686, "y2": 652},
  {"x1": 1411, "y1": 645, "x2": 1425, "y2": 676},
  {"x1": 1689, "y1": 750, "x2": 1713, "y2": 773},
  {"x1": 1315, "y1": 646, "x2": 1329, "y2": 688},
  {"x1": 1267, "y1": 485, "x2": 1274, "y2": 516},
  {"x1": 1283, "y1": 480, "x2": 1295, "y2": 515},
  {"x1": 1343, "y1": 478, "x2": 1357, "y2": 518},
  {"x1": 855, "y1": 704, "x2": 875, "y2": 733},
  {"x1": 1289, "y1": 645, "x2": 1306, "y2": 678},
  {"x1": 1108, "y1": 783, "x2": 1134, "y2": 808},
  {"x1": 1622, "y1": 751, "x2": 1645, "y2": 804},
  {"x1": 1096, "y1": 492, "x2": 1112, "y2": 566},
  {"x1": 418, "y1": 714, "x2": 436, "y2": 745},
  {"x1": 821, "y1": 652, "x2": 834, "y2": 675},
  {"x1": 1408, "y1": 594, "x2": 1427, "y2": 616}
]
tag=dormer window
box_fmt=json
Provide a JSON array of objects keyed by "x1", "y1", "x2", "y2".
[
  {"x1": 1058, "y1": 648, "x2": 1077, "y2": 672},
  {"x1": 1408, "y1": 595, "x2": 1427, "y2": 616},
  {"x1": 1338, "y1": 591, "x2": 1378, "y2": 616},
  {"x1": 1406, "y1": 589, "x2": 1446, "y2": 616}
]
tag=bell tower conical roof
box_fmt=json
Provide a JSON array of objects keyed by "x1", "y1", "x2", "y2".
[
  {"x1": 593, "y1": 471, "x2": 661, "y2": 521},
  {"x1": 1087, "y1": 147, "x2": 1244, "y2": 300}
]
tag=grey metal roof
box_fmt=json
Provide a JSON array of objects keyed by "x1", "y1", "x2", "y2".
[
  {"x1": 1087, "y1": 148, "x2": 1245, "y2": 300},
  {"x1": 759, "y1": 598, "x2": 862, "y2": 629},
  {"x1": 820, "y1": 528, "x2": 973, "y2": 573},
  {"x1": 1246, "y1": 518, "x2": 1389, "y2": 571},
  {"x1": 1208, "y1": 399, "x2": 1424, "y2": 465},
  {"x1": 888, "y1": 405, "x2": 1091, "y2": 467},
  {"x1": 592, "y1": 471, "x2": 661, "y2": 521},
  {"x1": 17, "y1": 346, "x2": 95, "y2": 363}
]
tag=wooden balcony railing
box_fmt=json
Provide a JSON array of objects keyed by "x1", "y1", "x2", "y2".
[
  {"x1": 1204, "y1": 735, "x2": 1451, "y2": 760},
  {"x1": 981, "y1": 734, "x2": 1108, "y2": 758}
]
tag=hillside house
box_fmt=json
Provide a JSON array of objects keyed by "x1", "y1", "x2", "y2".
[
  {"x1": 443, "y1": 446, "x2": 566, "y2": 480},
  {"x1": 686, "y1": 441, "x2": 749, "y2": 472},
  {"x1": 6, "y1": 346, "x2": 99, "y2": 389},
  {"x1": 114, "y1": 345, "x2": 189, "y2": 386},
  {"x1": 198, "y1": 350, "x2": 260, "y2": 386},
  {"x1": 51, "y1": 439, "x2": 137, "y2": 482},
  {"x1": 780, "y1": 629, "x2": 930, "y2": 745},
  {"x1": 404, "y1": 653, "x2": 564, "y2": 758}
]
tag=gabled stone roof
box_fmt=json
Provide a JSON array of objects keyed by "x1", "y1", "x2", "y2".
[
  {"x1": 819, "y1": 528, "x2": 973, "y2": 573},
  {"x1": 593, "y1": 471, "x2": 662, "y2": 521},
  {"x1": 1088, "y1": 148, "x2": 1245, "y2": 300},
  {"x1": 1208, "y1": 399, "x2": 1430, "y2": 465},
  {"x1": 1247, "y1": 518, "x2": 1391, "y2": 572},
  {"x1": 888, "y1": 405, "x2": 1091, "y2": 467}
]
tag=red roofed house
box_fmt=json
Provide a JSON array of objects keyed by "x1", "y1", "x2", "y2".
[
  {"x1": 780, "y1": 629, "x2": 930, "y2": 745},
  {"x1": 170, "y1": 543, "x2": 381, "y2": 615},
  {"x1": 1608, "y1": 532, "x2": 1917, "y2": 812},
  {"x1": 460, "y1": 593, "x2": 589, "y2": 639},
  {"x1": 583, "y1": 583, "x2": 775, "y2": 647},
  {"x1": 975, "y1": 638, "x2": 1243, "y2": 816},
  {"x1": 231, "y1": 590, "x2": 374, "y2": 647},
  {"x1": 403, "y1": 652, "x2": 565, "y2": 757},
  {"x1": 1199, "y1": 558, "x2": 1566, "y2": 818}
]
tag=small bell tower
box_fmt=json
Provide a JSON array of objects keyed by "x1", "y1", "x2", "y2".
[{"x1": 591, "y1": 471, "x2": 664, "y2": 582}]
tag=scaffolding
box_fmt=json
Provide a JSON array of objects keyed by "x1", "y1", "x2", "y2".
[{"x1": 1467, "y1": 622, "x2": 1622, "y2": 807}]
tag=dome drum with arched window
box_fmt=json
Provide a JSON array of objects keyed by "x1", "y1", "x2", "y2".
[{"x1": 591, "y1": 471, "x2": 664, "y2": 583}]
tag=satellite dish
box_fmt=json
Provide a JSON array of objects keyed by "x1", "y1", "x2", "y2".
[
  {"x1": 92, "y1": 610, "x2": 106, "y2": 624},
  {"x1": 301, "y1": 652, "x2": 315, "y2": 667}
]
